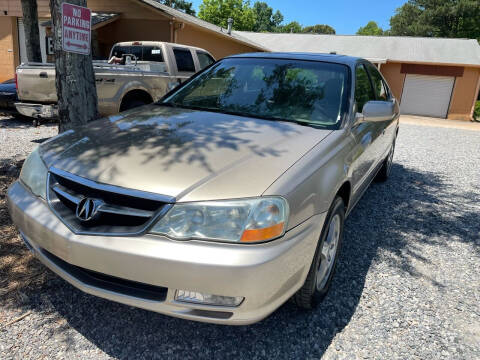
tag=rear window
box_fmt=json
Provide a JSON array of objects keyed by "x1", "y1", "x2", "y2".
[
  {"x1": 110, "y1": 45, "x2": 165, "y2": 63},
  {"x1": 173, "y1": 48, "x2": 195, "y2": 72},
  {"x1": 111, "y1": 46, "x2": 142, "y2": 60},
  {"x1": 197, "y1": 51, "x2": 215, "y2": 69}
]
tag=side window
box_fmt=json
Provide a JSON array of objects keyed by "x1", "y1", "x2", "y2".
[
  {"x1": 355, "y1": 64, "x2": 375, "y2": 113},
  {"x1": 197, "y1": 51, "x2": 215, "y2": 69},
  {"x1": 142, "y1": 46, "x2": 164, "y2": 62},
  {"x1": 367, "y1": 64, "x2": 389, "y2": 101},
  {"x1": 173, "y1": 48, "x2": 195, "y2": 72}
]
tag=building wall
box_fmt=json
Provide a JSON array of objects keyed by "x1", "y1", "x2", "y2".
[
  {"x1": 0, "y1": 0, "x2": 50, "y2": 17},
  {"x1": 95, "y1": 19, "x2": 171, "y2": 58},
  {"x1": 381, "y1": 61, "x2": 479, "y2": 120},
  {"x1": 448, "y1": 67, "x2": 480, "y2": 121},
  {"x1": 380, "y1": 62, "x2": 405, "y2": 101},
  {"x1": 176, "y1": 23, "x2": 260, "y2": 59},
  {"x1": 87, "y1": 0, "x2": 169, "y2": 20},
  {"x1": 0, "y1": 16, "x2": 16, "y2": 82}
]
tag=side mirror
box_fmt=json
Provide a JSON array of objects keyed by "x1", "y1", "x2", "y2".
[{"x1": 362, "y1": 101, "x2": 395, "y2": 122}]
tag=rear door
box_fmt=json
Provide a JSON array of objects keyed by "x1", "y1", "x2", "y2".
[
  {"x1": 172, "y1": 47, "x2": 197, "y2": 82},
  {"x1": 196, "y1": 51, "x2": 215, "y2": 70}
]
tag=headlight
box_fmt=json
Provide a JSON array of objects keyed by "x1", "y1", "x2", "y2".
[
  {"x1": 19, "y1": 147, "x2": 48, "y2": 199},
  {"x1": 150, "y1": 197, "x2": 288, "y2": 243}
]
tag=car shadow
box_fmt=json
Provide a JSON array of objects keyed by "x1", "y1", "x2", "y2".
[
  {"x1": 2, "y1": 161, "x2": 479, "y2": 358},
  {"x1": 0, "y1": 114, "x2": 57, "y2": 129}
]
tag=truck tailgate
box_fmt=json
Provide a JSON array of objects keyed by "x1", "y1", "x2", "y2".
[{"x1": 17, "y1": 65, "x2": 57, "y2": 103}]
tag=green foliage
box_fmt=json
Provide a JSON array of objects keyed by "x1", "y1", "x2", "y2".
[
  {"x1": 158, "y1": 0, "x2": 196, "y2": 15},
  {"x1": 197, "y1": 0, "x2": 335, "y2": 34},
  {"x1": 474, "y1": 101, "x2": 480, "y2": 121},
  {"x1": 356, "y1": 21, "x2": 384, "y2": 36},
  {"x1": 302, "y1": 24, "x2": 336, "y2": 34},
  {"x1": 389, "y1": 0, "x2": 480, "y2": 40},
  {"x1": 279, "y1": 21, "x2": 303, "y2": 33},
  {"x1": 198, "y1": 0, "x2": 256, "y2": 31},
  {"x1": 252, "y1": 1, "x2": 283, "y2": 32}
]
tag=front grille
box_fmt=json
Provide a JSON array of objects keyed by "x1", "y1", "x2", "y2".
[
  {"x1": 42, "y1": 249, "x2": 168, "y2": 301},
  {"x1": 47, "y1": 167, "x2": 173, "y2": 236}
]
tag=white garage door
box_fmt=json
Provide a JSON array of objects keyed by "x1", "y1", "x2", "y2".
[
  {"x1": 18, "y1": 19, "x2": 47, "y2": 63},
  {"x1": 400, "y1": 74, "x2": 455, "y2": 118}
]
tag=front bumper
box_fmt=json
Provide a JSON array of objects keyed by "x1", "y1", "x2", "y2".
[
  {"x1": 7, "y1": 181, "x2": 326, "y2": 325},
  {"x1": 15, "y1": 102, "x2": 58, "y2": 119}
]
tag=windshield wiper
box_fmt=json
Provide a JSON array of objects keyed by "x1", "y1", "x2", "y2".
[
  {"x1": 157, "y1": 103, "x2": 329, "y2": 129},
  {"x1": 158, "y1": 102, "x2": 177, "y2": 108}
]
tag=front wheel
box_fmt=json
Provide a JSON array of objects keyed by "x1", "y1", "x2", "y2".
[
  {"x1": 294, "y1": 196, "x2": 345, "y2": 309},
  {"x1": 375, "y1": 136, "x2": 396, "y2": 182}
]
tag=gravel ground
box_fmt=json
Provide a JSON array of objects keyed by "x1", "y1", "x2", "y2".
[
  {"x1": 0, "y1": 116, "x2": 57, "y2": 167},
  {"x1": 1, "y1": 116, "x2": 479, "y2": 359}
]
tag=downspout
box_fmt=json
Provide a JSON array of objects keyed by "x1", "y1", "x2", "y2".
[
  {"x1": 470, "y1": 70, "x2": 480, "y2": 121},
  {"x1": 173, "y1": 22, "x2": 184, "y2": 43},
  {"x1": 169, "y1": 21, "x2": 174, "y2": 43}
]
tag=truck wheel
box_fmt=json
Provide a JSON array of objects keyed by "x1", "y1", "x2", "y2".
[
  {"x1": 294, "y1": 196, "x2": 345, "y2": 309},
  {"x1": 120, "y1": 98, "x2": 149, "y2": 112}
]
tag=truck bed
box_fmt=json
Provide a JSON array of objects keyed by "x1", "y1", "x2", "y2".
[{"x1": 16, "y1": 61, "x2": 170, "y2": 104}]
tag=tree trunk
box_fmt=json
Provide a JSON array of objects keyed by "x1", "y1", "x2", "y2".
[
  {"x1": 20, "y1": 0, "x2": 42, "y2": 63},
  {"x1": 49, "y1": 0, "x2": 98, "y2": 133}
]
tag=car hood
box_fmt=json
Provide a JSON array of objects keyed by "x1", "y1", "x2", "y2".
[{"x1": 40, "y1": 105, "x2": 332, "y2": 201}]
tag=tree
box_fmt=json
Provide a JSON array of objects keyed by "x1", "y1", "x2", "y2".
[
  {"x1": 252, "y1": 1, "x2": 283, "y2": 32},
  {"x1": 49, "y1": 0, "x2": 98, "y2": 132},
  {"x1": 356, "y1": 21, "x2": 384, "y2": 36},
  {"x1": 157, "y1": 0, "x2": 196, "y2": 15},
  {"x1": 389, "y1": 0, "x2": 480, "y2": 40},
  {"x1": 20, "y1": 0, "x2": 42, "y2": 62},
  {"x1": 279, "y1": 21, "x2": 303, "y2": 33},
  {"x1": 302, "y1": 24, "x2": 336, "y2": 34},
  {"x1": 198, "y1": 0, "x2": 256, "y2": 31}
]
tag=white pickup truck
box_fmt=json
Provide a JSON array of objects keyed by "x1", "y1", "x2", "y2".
[{"x1": 15, "y1": 41, "x2": 215, "y2": 125}]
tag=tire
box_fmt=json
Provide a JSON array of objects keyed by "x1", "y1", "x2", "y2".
[
  {"x1": 120, "y1": 98, "x2": 149, "y2": 112},
  {"x1": 375, "y1": 136, "x2": 396, "y2": 182},
  {"x1": 32, "y1": 119, "x2": 39, "y2": 127},
  {"x1": 294, "y1": 196, "x2": 345, "y2": 309}
]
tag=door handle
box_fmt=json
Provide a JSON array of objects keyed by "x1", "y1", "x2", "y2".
[{"x1": 39, "y1": 72, "x2": 48, "y2": 78}]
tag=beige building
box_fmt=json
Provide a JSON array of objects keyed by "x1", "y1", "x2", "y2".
[
  {"x1": 1, "y1": 0, "x2": 479, "y2": 120},
  {"x1": 0, "y1": 0, "x2": 264, "y2": 80}
]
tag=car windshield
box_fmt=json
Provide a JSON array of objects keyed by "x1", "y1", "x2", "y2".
[{"x1": 162, "y1": 57, "x2": 350, "y2": 129}]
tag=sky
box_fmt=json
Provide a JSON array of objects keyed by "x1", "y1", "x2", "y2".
[{"x1": 190, "y1": 0, "x2": 408, "y2": 35}]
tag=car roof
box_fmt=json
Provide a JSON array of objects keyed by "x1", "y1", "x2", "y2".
[{"x1": 226, "y1": 52, "x2": 362, "y2": 66}]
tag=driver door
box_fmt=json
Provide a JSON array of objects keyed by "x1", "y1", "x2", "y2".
[{"x1": 349, "y1": 63, "x2": 383, "y2": 197}]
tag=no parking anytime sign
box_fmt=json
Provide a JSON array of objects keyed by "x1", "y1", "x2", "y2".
[{"x1": 61, "y1": 2, "x2": 91, "y2": 55}]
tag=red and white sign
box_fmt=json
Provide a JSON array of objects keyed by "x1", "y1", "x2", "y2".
[{"x1": 61, "y1": 3, "x2": 91, "y2": 55}]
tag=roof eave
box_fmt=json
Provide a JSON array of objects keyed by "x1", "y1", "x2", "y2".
[
  {"x1": 387, "y1": 59, "x2": 480, "y2": 68},
  {"x1": 137, "y1": 0, "x2": 268, "y2": 52}
]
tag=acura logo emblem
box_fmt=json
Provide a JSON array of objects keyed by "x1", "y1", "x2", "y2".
[{"x1": 76, "y1": 197, "x2": 103, "y2": 222}]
